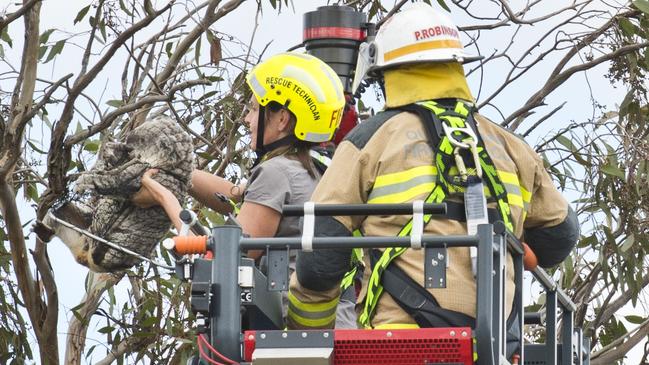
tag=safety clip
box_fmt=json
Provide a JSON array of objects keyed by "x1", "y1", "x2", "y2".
[{"x1": 443, "y1": 124, "x2": 482, "y2": 179}]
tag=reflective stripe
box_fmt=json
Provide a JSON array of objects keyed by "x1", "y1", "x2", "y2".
[
  {"x1": 320, "y1": 64, "x2": 344, "y2": 101},
  {"x1": 288, "y1": 301, "x2": 337, "y2": 321},
  {"x1": 249, "y1": 74, "x2": 267, "y2": 99},
  {"x1": 369, "y1": 164, "x2": 438, "y2": 204},
  {"x1": 287, "y1": 292, "x2": 339, "y2": 328},
  {"x1": 498, "y1": 171, "x2": 530, "y2": 210},
  {"x1": 521, "y1": 188, "x2": 531, "y2": 204},
  {"x1": 305, "y1": 131, "x2": 332, "y2": 143},
  {"x1": 281, "y1": 65, "x2": 326, "y2": 102},
  {"x1": 309, "y1": 149, "x2": 332, "y2": 166},
  {"x1": 497, "y1": 170, "x2": 519, "y2": 185},
  {"x1": 368, "y1": 182, "x2": 435, "y2": 204},
  {"x1": 369, "y1": 169, "x2": 527, "y2": 208},
  {"x1": 288, "y1": 291, "x2": 338, "y2": 313},
  {"x1": 288, "y1": 301, "x2": 337, "y2": 320},
  {"x1": 287, "y1": 308, "x2": 336, "y2": 328},
  {"x1": 370, "y1": 174, "x2": 436, "y2": 199},
  {"x1": 373, "y1": 165, "x2": 437, "y2": 188},
  {"x1": 503, "y1": 182, "x2": 521, "y2": 198},
  {"x1": 498, "y1": 171, "x2": 530, "y2": 202},
  {"x1": 507, "y1": 193, "x2": 524, "y2": 209},
  {"x1": 384, "y1": 39, "x2": 464, "y2": 62}
]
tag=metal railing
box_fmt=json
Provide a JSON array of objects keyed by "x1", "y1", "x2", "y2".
[{"x1": 182, "y1": 203, "x2": 588, "y2": 365}]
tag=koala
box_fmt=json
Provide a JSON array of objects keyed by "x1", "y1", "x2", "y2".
[{"x1": 41, "y1": 115, "x2": 194, "y2": 272}]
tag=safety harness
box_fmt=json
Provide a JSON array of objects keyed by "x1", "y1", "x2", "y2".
[{"x1": 358, "y1": 99, "x2": 516, "y2": 329}]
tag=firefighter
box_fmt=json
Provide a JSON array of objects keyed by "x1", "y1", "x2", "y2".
[
  {"x1": 287, "y1": 2, "x2": 579, "y2": 337},
  {"x1": 133, "y1": 52, "x2": 344, "y2": 258}
]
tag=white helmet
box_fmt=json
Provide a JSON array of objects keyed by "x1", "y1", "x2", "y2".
[{"x1": 352, "y1": 3, "x2": 481, "y2": 93}]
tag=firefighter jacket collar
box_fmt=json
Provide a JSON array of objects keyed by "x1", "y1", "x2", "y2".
[{"x1": 384, "y1": 63, "x2": 474, "y2": 108}]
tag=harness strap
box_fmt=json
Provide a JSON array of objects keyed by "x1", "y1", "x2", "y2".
[
  {"x1": 371, "y1": 248, "x2": 475, "y2": 328},
  {"x1": 359, "y1": 99, "x2": 516, "y2": 328}
]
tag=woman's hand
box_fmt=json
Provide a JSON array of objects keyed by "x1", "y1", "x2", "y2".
[
  {"x1": 133, "y1": 168, "x2": 185, "y2": 231},
  {"x1": 132, "y1": 169, "x2": 161, "y2": 208}
]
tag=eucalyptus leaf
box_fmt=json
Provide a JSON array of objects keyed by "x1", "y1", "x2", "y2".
[
  {"x1": 633, "y1": 0, "x2": 649, "y2": 14},
  {"x1": 556, "y1": 135, "x2": 575, "y2": 151},
  {"x1": 601, "y1": 164, "x2": 625, "y2": 179},
  {"x1": 44, "y1": 40, "x2": 66, "y2": 63},
  {"x1": 39, "y1": 29, "x2": 55, "y2": 44},
  {"x1": 618, "y1": 18, "x2": 636, "y2": 37},
  {"x1": 625, "y1": 315, "x2": 645, "y2": 324},
  {"x1": 74, "y1": 5, "x2": 91, "y2": 24},
  {"x1": 97, "y1": 325, "x2": 115, "y2": 334},
  {"x1": 0, "y1": 26, "x2": 12, "y2": 47},
  {"x1": 106, "y1": 99, "x2": 124, "y2": 108}
]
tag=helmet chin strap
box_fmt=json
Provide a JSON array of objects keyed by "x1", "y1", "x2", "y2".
[
  {"x1": 254, "y1": 105, "x2": 267, "y2": 157},
  {"x1": 253, "y1": 105, "x2": 297, "y2": 167}
]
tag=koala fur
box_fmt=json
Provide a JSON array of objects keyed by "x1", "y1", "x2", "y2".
[{"x1": 43, "y1": 116, "x2": 194, "y2": 272}]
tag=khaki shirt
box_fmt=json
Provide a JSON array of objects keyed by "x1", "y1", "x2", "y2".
[{"x1": 290, "y1": 110, "x2": 568, "y2": 327}]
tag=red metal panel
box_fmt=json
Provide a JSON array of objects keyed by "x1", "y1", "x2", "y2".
[
  {"x1": 243, "y1": 328, "x2": 474, "y2": 364},
  {"x1": 334, "y1": 328, "x2": 474, "y2": 365}
]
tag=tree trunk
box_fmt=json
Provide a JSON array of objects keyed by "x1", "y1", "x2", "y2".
[{"x1": 65, "y1": 272, "x2": 123, "y2": 364}]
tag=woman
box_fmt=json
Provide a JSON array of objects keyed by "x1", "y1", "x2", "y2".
[{"x1": 133, "y1": 52, "x2": 345, "y2": 259}]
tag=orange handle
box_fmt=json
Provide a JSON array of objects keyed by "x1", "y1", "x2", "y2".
[
  {"x1": 523, "y1": 242, "x2": 538, "y2": 271},
  {"x1": 174, "y1": 235, "x2": 208, "y2": 255}
]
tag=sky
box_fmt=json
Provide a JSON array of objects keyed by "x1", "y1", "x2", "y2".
[{"x1": 2, "y1": 0, "x2": 646, "y2": 363}]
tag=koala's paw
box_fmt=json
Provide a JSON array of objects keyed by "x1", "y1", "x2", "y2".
[{"x1": 33, "y1": 219, "x2": 56, "y2": 242}]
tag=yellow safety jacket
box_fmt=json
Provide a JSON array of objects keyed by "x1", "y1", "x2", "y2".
[{"x1": 287, "y1": 65, "x2": 575, "y2": 330}]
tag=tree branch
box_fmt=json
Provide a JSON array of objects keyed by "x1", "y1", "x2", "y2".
[
  {"x1": 0, "y1": 0, "x2": 40, "y2": 33},
  {"x1": 135, "y1": 0, "x2": 245, "y2": 124},
  {"x1": 590, "y1": 274, "x2": 649, "y2": 335},
  {"x1": 79, "y1": 0, "x2": 105, "y2": 77},
  {"x1": 32, "y1": 236, "x2": 59, "y2": 362},
  {"x1": 591, "y1": 317, "x2": 649, "y2": 365},
  {"x1": 0, "y1": 6, "x2": 44, "y2": 362},
  {"x1": 0, "y1": 181, "x2": 37, "y2": 331},
  {"x1": 1, "y1": 1, "x2": 42, "y2": 180},
  {"x1": 497, "y1": 0, "x2": 586, "y2": 25},
  {"x1": 506, "y1": 41, "x2": 649, "y2": 130},
  {"x1": 64, "y1": 78, "x2": 211, "y2": 146},
  {"x1": 376, "y1": 0, "x2": 408, "y2": 28},
  {"x1": 65, "y1": 273, "x2": 123, "y2": 365},
  {"x1": 94, "y1": 335, "x2": 150, "y2": 365},
  {"x1": 18, "y1": 73, "x2": 73, "y2": 126}
]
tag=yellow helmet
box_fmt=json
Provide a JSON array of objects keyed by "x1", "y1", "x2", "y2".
[{"x1": 246, "y1": 52, "x2": 345, "y2": 143}]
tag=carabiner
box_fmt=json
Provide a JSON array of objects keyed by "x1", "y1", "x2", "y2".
[
  {"x1": 466, "y1": 139, "x2": 483, "y2": 178},
  {"x1": 442, "y1": 123, "x2": 478, "y2": 149},
  {"x1": 444, "y1": 123, "x2": 483, "y2": 178},
  {"x1": 453, "y1": 147, "x2": 468, "y2": 179}
]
